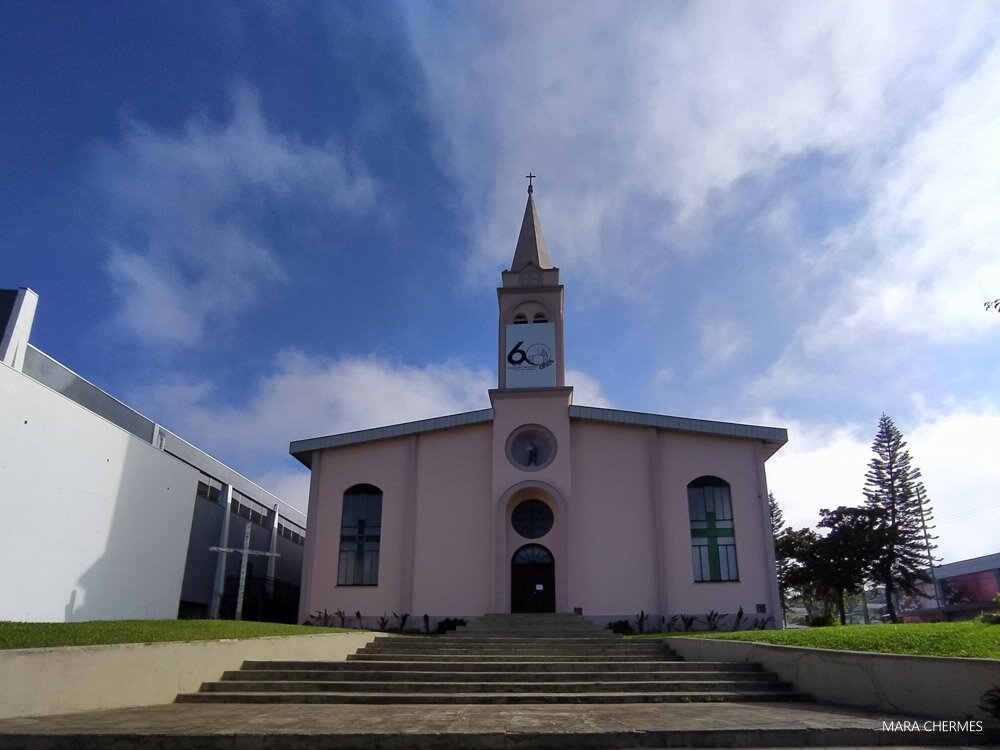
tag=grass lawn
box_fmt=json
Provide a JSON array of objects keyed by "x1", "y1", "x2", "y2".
[
  {"x1": 632, "y1": 619, "x2": 1000, "y2": 659},
  {"x1": 0, "y1": 619, "x2": 356, "y2": 650}
]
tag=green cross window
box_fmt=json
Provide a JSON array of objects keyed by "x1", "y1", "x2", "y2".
[
  {"x1": 338, "y1": 484, "x2": 382, "y2": 586},
  {"x1": 688, "y1": 476, "x2": 739, "y2": 582}
]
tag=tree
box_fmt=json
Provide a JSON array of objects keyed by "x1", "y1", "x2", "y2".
[
  {"x1": 776, "y1": 527, "x2": 836, "y2": 624},
  {"x1": 815, "y1": 506, "x2": 882, "y2": 624},
  {"x1": 768, "y1": 491, "x2": 785, "y2": 537},
  {"x1": 863, "y1": 414, "x2": 936, "y2": 623},
  {"x1": 769, "y1": 493, "x2": 791, "y2": 617},
  {"x1": 985, "y1": 298, "x2": 1000, "y2": 313}
]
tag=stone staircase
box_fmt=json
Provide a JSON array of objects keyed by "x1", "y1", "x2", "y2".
[{"x1": 177, "y1": 613, "x2": 811, "y2": 705}]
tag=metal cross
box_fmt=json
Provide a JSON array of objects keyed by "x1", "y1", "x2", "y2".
[
  {"x1": 525, "y1": 172, "x2": 536, "y2": 193},
  {"x1": 210, "y1": 523, "x2": 280, "y2": 621}
]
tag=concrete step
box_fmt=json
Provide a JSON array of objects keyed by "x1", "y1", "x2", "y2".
[
  {"x1": 180, "y1": 614, "x2": 808, "y2": 709},
  {"x1": 355, "y1": 647, "x2": 676, "y2": 656},
  {"x1": 354, "y1": 645, "x2": 675, "y2": 656},
  {"x1": 198, "y1": 679, "x2": 794, "y2": 694},
  {"x1": 241, "y1": 659, "x2": 763, "y2": 673},
  {"x1": 222, "y1": 668, "x2": 774, "y2": 682},
  {"x1": 449, "y1": 615, "x2": 616, "y2": 637},
  {"x1": 346, "y1": 652, "x2": 684, "y2": 662},
  {"x1": 360, "y1": 637, "x2": 652, "y2": 647},
  {"x1": 177, "y1": 689, "x2": 813, "y2": 705}
]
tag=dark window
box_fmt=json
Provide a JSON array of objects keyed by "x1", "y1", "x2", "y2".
[
  {"x1": 511, "y1": 499, "x2": 554, "y2": 539},
  {"x1": 278, "y1": 523, "x2": 306, "y2": 547},
  {"x1": 688, "y1": 476, "x2": 738, "y2": 582},
  {"x1": 532, "y1": 312, "x2": 548, "y2": 323},
  {"x1": 230, "y1": 491, "x2": 271, "y2": 528},
  {"x1": 512, "y1": 543, "x2": 554, "y2": 565},
  {"x1": 338, "y1": 484, "x2": 382, "y2": 585},
  {"x1": 513, "y1": 313, "x2": 528, "y2": 324},
  {"x1": 196, "y1": 476, "x2": 222, "y2": 504}
]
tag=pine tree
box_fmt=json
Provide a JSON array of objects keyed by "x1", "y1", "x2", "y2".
[
  {"x1": 863, "y1": 414, "x2": 935, "y2": 623},
  {"x1": 768, "y1": 491, "x2": 785, "y2": 538},
  {"x1": 768, "y1": 492, "x2": 790, "y2": 617}
]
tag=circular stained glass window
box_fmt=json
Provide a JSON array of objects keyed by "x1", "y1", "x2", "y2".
[{"x1": 511, "y1": 499, "x2": 554, "y2": 539}]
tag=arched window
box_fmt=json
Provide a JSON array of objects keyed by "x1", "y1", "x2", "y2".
[
  {"x1": 511, "y1": 499, "x2": 554, "y2": 539},
  {"x1": 687, "y1": 476, "x2": 738, "y2": 582},
  {"x1": 512, "y1": 543, "x2": 553, "y2": 565},
  {"x1": 510, "y1": 302, "x2": 550, "y2": 325},
  {"x1": 338, "y1": 484, "x2": 382, "y2": 586}
]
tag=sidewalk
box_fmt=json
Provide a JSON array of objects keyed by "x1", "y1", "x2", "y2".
[{"x1": 0, "y1": 700, "x2": 995, "y2": 749}]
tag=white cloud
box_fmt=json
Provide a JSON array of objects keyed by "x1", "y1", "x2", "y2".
[
  {"x1": 765, "y1": 417, "x2": 871, "y2": 527},
  {"x1": 406, "y1": 1, "x2": 994, "y2": 292},
  {"x1": 765, "y1": 408, "x2": 1000, "y2": 565},
  {"x1": 907, "y1": 404, "x2": 1000, "y2": 558},
  {"x1": 749, "y1": 36, "x2": 1000, "y2": 408},
  {"x1": 133, "y1": 352, "x2": 616, "y2": 512},
  {"x1": 698, "y1": 320, "x2": 751, "y2": 372},
  {"x1": 252, "y1": 469, "x2": 312, "y2": 518},
  {"x1": 802, "y1": 42, "x2": 1000, "y2": 350},
  {"x1": 138, "y1": 352, "x2": 494, "y2": 468},
  {"x1": 567, "y1": 368, "x2": 613, "y2": 408},
  {"x1": 95, "y1": 85, "x2": 376, "y2": 345}
]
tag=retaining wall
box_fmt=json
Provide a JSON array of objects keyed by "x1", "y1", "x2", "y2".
[
  {"x1": 665, "y1": 636, "x2": 1000, "y2": 721},
  {"x1": 0, "y1": 631, "x2": 378, "y2": 719}
]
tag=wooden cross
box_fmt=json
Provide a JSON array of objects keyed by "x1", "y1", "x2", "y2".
[
  {"x1": 210, "y1": 524, "x2": 280, "y2": 621},
  {"x1": 525, "y1": 172, "x2": 536, "y2": 193}
]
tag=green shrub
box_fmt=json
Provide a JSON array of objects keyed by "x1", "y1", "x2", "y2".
[
  {"x1": 435, "y1": 617, "x2": 466, "y2": 635},
  {"x1": 981, "y1": 684, "x2": 1000, "y2": 720},
  {"x1": 308, "y1": 609, "x2": 337, "y2": 627},
  {"x1": 606, "y1": 619, "x2": 635, "y2": 635}
]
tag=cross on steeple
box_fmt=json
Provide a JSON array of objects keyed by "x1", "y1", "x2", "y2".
[{"x1": 525, "y1": 173, "x2": 536, "y2": 194}]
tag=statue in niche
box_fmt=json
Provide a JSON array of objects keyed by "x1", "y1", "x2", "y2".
[{"x1": 526, "y1": 440, "x2": 538, "y2": 466}]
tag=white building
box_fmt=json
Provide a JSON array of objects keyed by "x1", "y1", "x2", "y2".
[{"x1": 0, "y1": 287, "x2": 306, "y2": 622}]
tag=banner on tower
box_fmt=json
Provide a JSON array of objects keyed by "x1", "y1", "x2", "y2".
[{"x1": 505, "y1": 323, "x2": 556, "y2": 388}]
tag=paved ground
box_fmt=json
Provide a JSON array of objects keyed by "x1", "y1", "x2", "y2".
[{"x1": 0, "y1": 701, "x2": 995, "y2": 749}]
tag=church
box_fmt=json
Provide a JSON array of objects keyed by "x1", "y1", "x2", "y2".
[{"x1": 290, "y1": 186, "x2": 787, "y2": 629}]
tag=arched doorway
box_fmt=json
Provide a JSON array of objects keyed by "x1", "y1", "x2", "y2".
[{"x1": 511, "y1": 543, "x2": 555, "y2": 613}]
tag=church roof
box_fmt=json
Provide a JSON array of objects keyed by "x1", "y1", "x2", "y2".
[
  {"x1": 510, "y1": 188, "x2": 552, "y2": 272},
  {"x1": 289, "y1": 409, "x2": 494, "y2": 467},
  {"x1": 288, "y1": 404, "x2": 787, "y2": 466},
  {"x1": 568, "y1": 405, "x2": 787, "y2": 457}
]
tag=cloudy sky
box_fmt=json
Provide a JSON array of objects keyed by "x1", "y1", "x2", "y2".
[{"x1": 3, "y1": 1, "x2": 998, "y2": 563}]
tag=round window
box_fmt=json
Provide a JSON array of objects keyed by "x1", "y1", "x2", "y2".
[
  {"x1": 506, "y1": 425, "x2": 557, "y2": 471},
  {"x1": 511, "y1": 499, "x2": 554, "y2": 539}
]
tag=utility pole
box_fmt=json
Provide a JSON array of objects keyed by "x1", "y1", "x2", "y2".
[{"x1": 916, "y1": 483, "x2": 943, "y2": 621}]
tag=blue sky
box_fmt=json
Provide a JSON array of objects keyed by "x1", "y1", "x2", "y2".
[{"x1": 3, "y1": 1, "x2": 998, "y2": 563}]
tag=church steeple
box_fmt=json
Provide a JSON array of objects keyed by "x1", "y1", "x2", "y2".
[
  {"x1": 495, "y1": 179, "x2": 566, "y2": 390},
  {"x1": 510, "y1": 179, "x2": 552, "y2": 272}
]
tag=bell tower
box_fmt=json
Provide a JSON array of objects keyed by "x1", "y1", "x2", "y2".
[
  {"x1": 496, "y1": 178, "x2": 566, "y2": 390},
  {"x1": 489, "y1": 177, "x2": 573, "y2": 614}
]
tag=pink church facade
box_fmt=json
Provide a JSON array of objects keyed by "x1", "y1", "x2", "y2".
[{"x1": 291, "y1": 188, "x2": 786, "y2": 628}]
